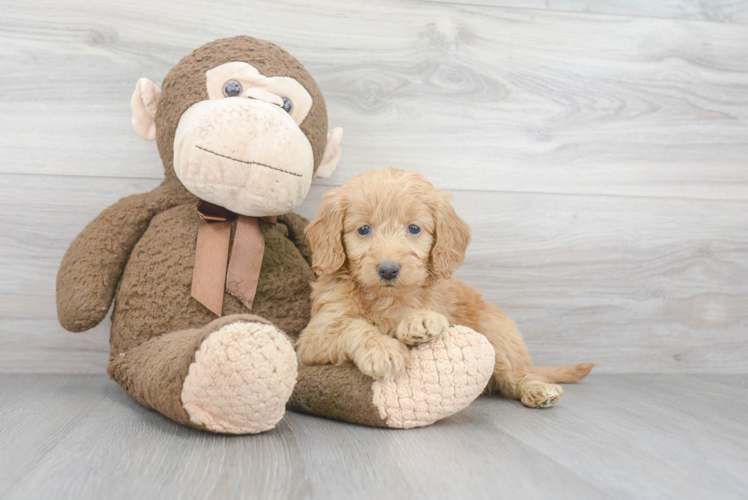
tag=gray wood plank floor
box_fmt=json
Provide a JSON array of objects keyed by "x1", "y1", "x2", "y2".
[{"x1": 1, "y1": 374, "x2": 746, "y2": 500}]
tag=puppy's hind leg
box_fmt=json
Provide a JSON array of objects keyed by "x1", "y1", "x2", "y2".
[
  {"x1": 476, "y1": 304, "x2": 564, "y2": 408},
  {"x1": 488, "y1": 350, "x2": 565, "y2": 409}
]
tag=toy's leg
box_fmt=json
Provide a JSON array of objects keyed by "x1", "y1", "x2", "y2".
[
  {"x1": 289, "y1": 325, "x2": 495, "y2": 429},
  {"x1": 108, "y1": 314, "x2": 297, "y2": 434}
]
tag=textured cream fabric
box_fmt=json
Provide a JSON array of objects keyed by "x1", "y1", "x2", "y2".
[
  {"x1": 372, "y1": 325, "x2": 495, "y2": 429},
  {"x1": 130, "y1": 78, "x2": 161, "y2": 141},
  {"x1": 181, "y1": 321, "x2": 298, "y2": 434},
  {"x1": 173, "y1": 97, "x2": 315, "y2": 217},
  {"x1": 314, "y1": 127, "x2": 344, "y2": 178}
]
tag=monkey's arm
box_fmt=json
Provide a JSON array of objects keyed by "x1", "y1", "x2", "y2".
[
  {"x1": 278, "y1": 212, "x2": 313, "y2": 268},
  {"x1": 57, "y1": 183, "x2": 193, "y2": 332}
]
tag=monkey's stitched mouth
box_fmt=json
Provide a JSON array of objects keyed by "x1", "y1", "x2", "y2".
[{"x1": 195, "y1": 145, "x2": 302, "y2": 177}]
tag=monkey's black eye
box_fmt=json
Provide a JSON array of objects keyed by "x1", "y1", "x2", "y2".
[
  {"x1": 408, "y1": 224, "x2": 421, "y2": 235},
  {"x1": 222, "y1": 80, "x2": 243, "y2": 97},
  {"x1": 281, "y1": 97, "x2": 293, "y2": 113},
  {"x1": 357, "y1": 225, "x2": 371, "y2": 236}
]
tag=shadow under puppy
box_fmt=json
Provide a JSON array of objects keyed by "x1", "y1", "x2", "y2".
[{"x1": 297, "y1": 167, "x2": 597, "y2": 408}]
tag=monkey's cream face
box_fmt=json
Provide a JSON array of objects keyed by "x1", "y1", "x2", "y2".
[{"x1": 173, "y1": 62, "x2": 315, "y2": 216}]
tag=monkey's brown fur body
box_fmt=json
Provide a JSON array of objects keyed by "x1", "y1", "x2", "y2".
[{"x1": 57, "y1": 37, "x2": 495, "y2": 433}]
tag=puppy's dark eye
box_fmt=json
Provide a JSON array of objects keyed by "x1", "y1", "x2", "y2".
[
  {"x1": 357, "y1": 225, "x2": 371, "y2": 236},
  {"x1": 281, "y1": 97, "x2": 293, "y2": 113},
  {"x1": 223, "y1": 80, "x2": 243, "y2": 97},
  {"x1": 408, "y1": 224, "x2": 421, "y2": 235}
]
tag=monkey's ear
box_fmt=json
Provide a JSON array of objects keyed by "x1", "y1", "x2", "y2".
[
  {"x1": 314, "y1": 127, "x2": 343, "y2": 178},
  {"x1": 131, "y1": 78, "x2": 161, "y2": 141}
]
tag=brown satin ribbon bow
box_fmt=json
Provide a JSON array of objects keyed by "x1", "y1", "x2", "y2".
[{"x1": 191, "y1": 200, "x2": 277, "y2": 317}]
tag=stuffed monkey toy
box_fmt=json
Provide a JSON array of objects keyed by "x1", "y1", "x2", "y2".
[{"x1": 57, "y1": 36, "x2": 495, "y2": 433}]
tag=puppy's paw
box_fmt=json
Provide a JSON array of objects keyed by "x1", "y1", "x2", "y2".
[
  {"x1": 396, "y1": 310, "x2": 450, "y2": 346},
  {"x1": 354, "y1": 336, "x2": 410, "y2": 379},
  {"x1": 521, "y1": 382, "x2": 564, "y2": 409}
]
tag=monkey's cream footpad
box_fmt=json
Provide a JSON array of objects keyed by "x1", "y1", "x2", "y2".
[
  {"x1": 372, "y1": 325, "x2": 495, "y2": 429},
  {"x1": 181, "y1": 321, "x2": 298, "y2": 434}
]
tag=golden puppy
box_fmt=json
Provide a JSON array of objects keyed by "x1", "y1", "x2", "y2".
[{"x1": 297, "y1": 168, "x2": 596, "y2": 408}]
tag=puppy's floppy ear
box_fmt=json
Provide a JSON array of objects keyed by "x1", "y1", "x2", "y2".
[
  {"x1": 430, "y1": 191, "x2": 471, "y2": 281},
  {"x1": 305, "y1": 187, "x2": 346, "y2": 275}
]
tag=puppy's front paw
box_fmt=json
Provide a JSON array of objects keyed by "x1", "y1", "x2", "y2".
[
  {"x1": 396, "y1": 310, "x2": 450, "y2": 346},
  {"x1": 354, "y1": 337, "x2": 410, "y2": 380}
]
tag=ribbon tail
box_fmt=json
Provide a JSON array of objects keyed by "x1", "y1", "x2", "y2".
[
  {"x1": 226, "y1": 215, "x2": 265, "y2": 311},
  {"x1": 191, "y1": 219, "x2": 231, "y2": 317}
]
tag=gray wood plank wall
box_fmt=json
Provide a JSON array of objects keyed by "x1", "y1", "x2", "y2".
[{"x1": 1, "y1": 0, "x2": 746, "y2": 374}]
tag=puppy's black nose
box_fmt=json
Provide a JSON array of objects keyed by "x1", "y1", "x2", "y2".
[{"x1": 377, "y1": 262, "x2": 401, "y2": 281}]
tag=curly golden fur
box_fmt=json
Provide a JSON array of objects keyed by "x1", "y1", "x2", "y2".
[{"x1": 297, "y1": 168, "x2": 596, "y2": 408}]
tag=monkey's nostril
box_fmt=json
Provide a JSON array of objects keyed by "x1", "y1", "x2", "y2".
[{"x1": 377, "y1": 262, "x2": 400, "y2": 282}]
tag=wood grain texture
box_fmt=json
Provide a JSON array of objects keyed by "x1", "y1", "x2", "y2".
[
  {"x1": 1, "y1": 374, "x2": 746, "y2": 499},
  {"x1": 1, "y1": 0, "x2": 747, "y2": 199},
  {"x1": 423, "y1": 0, "x2": 748, "y2": 25},
  {"x1": 2, "y1": 175, "x2": 746, "y2": 374},
  {"x1": 0, "y1": 0, "x2": 747, "y2": 375},
  {"x1": 0, "y1": 375, "x2": 115, "y2": 496}
]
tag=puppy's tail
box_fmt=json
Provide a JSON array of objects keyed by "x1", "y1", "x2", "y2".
[{"x1": 532, "y1": 363, "x2": 599, "y2": 384}]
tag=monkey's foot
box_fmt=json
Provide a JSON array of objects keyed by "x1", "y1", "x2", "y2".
[
  {"x1": 372, "y1": 325, "x2": 495, "y2": 429},
  {"x1": 181, "y1": 321, "x2": 297, "y2": 434}
]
